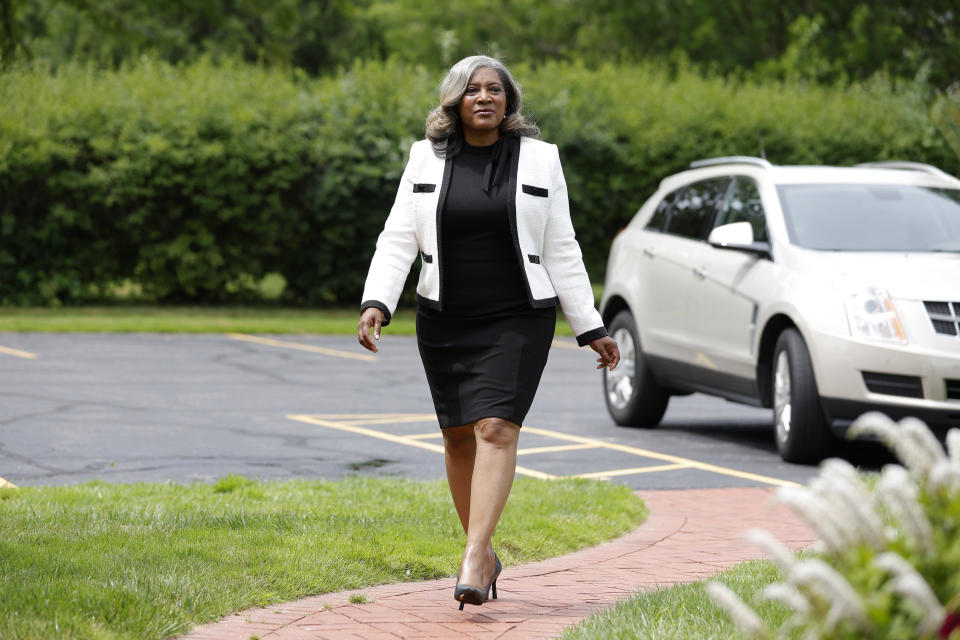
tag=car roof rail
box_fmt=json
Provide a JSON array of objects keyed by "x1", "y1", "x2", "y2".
[
  {"x1": 689, "y1": 156, "x2": 773, "y2": 170},
  {"x1": 854, "y1": 161, "x2": 960, "y2": 183}
]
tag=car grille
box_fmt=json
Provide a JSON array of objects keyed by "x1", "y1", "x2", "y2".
[
  {"x1": 924, "y1": 300, "x2": 960, "y2": 336},
  {"x1": 862, "y1": 371, "x2": 924, "y2": 399},
  {"x1": 947, "y1": 379, "x2": 960, "y2": 401}
]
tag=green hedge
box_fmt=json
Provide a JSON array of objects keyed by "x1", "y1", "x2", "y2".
[{"x1": 1, "y1": 59, "x2": 955, "y2": 305}]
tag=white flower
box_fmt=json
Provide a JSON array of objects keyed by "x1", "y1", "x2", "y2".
[
  {"x1": 806, "y1": 540, "x2": 828, "y2": 555},
  {"x1": 873, "y1": 551, "x2": 918, "y2": 579},
  {"x1": 817, "y1": 458, "x2": 886, "y2": 549},
  {"x1": 777, "y1": 486, "x2": 853, "y2": 552},
  {"x1": 789, "y1": 559, "x2": 870, "y2": 631},
  {"x1": 809, "y1": 474, "x2": 880, "y2": 550},
  {"x1": 848, "y1": 412, "x2": 935, "y2": 476},
  {"x1": 758, "y1": 582, "x2": 811, "y2": 636},
  {"x1": 745, "y1": 528, "x2": 795, "y2": 572},
  {"x1": 901, "y1": 416, "x2": 946, "y2": 468},
  {"x1": 875, "y1": 552, "x2": 945, "y2": 635},
  {"x1": 928, "y1": 459, "x2": 960, "y2": 492},
  {"x1": 875, "y1": 465, "x2": 934, "y2": 554},
  {"x1": 706, "y1": 581, "x2": 768, "y2": 638},
  {"x1": 947, "y1": 428, "x2": 960, "y2": 463},
  {"x1": 759, "y1": 582, "x2": 811, "y2": 615}
]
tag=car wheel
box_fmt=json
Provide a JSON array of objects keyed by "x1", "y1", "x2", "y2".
[
  {"x1": 772, "y1": 328, "x2": 833, "y2": 463},
  {"x1": 603, "y1": 310, "x2": 669, "y2": 428}
]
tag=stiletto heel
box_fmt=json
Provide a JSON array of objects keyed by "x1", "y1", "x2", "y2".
[
  {"x1": 490, "y1": 553, "x2": 502, "y2": 600},
  {"x1": 454, "y1": 552, "x2": 503, "y2": 610}
]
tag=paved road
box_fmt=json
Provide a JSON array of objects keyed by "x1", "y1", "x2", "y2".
[{"x1": 0, "y1": 333, "x2": 894, "y2": 489}]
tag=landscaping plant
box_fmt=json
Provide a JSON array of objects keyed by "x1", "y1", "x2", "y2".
[{"x1": 707, "y1": 413, "x2": 960, "y2": 639}]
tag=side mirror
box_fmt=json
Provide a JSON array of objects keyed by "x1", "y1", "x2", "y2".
[{"x1": 708, "y1": 222, "x2": 772, "y2": 259}]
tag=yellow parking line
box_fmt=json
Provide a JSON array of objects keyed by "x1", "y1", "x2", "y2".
[
  {"x1": 551, "y1": 339, "x2": 580, "y2": 351},
  {"x1": 523, "y1": 426, "x2": 800, "y2": 488},
  {"x1": 575, "y1": 463, "x2": 690, "y2": 479},
  {"x1": 286, "y1": 413, "x2": 798, "y2": 487},
  {"x1": 514, "y1": 466, "x2": 556, "y2": 480},
  {"x1": 0, "y1": 344, "x2": 37, "y2": 360},
  {"x1": 288, "y1": 414, "x2": 446, "y2": 452},
  {"x1": 301, "y1": 413, "x2": 417, "y2": 419},
  {"x1": 287, "y1": 414, "x2": 556, "y2": 479},
  {"x1": 227, "y1": 333, "x2": 376, "y2": 362},
  {"x1": 0, "y1": 477, "x2": 17, "y2": 489},
  {"x1": 517, "y1": 443, "x2": 600, "y2": 456},
  {"x1": 336, "y1": 415, "x2": 438, "y2": 427}
]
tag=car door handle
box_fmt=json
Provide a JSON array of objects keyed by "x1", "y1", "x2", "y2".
[
  {"x1": 642, "y1": 247, "x2": 656, "y2": 259},
  {"x1": 693, "y1": 266, "x2": 706, "y2": 279}
]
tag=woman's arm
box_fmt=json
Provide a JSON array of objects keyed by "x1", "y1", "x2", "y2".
[
  {"x1": 359, "y1": 144, "x2": 423, "y2": 328},
  {"x1": 540, "y1": 144, "x2": 609, "y2": 345}
]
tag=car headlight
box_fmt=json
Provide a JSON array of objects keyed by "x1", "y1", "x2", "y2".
[{"x1": 841, "y1": 286, "x2": 906, "y2": 344}]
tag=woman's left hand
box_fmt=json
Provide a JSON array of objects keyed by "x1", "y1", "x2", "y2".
[{"x1": 589, "y1": 336, "x2": 619, "y2": 370}]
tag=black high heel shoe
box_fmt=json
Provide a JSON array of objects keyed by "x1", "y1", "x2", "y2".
[{"x1": 455, "y1": 553, "x2": 502, "y2": 610}]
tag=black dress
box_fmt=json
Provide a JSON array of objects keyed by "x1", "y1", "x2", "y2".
[{"x1": 417, "y1": 139, "x2": 555, "y2": 428}]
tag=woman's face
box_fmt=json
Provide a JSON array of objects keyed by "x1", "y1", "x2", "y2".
[{"x1": 458, "y1": 67, "x2": 507, "y2": 144}]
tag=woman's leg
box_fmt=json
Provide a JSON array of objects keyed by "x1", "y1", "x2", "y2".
[
  {"x1": 442, "y1": 423, "x2": 477, "y2": 533},
  {"x1": 457, "y1": 417, "x2": 520, "y2": 589}
]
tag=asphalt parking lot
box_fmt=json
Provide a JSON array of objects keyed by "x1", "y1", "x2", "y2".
[{"x1": 1, "y1": 332, "x2": 892, "y2": 490}]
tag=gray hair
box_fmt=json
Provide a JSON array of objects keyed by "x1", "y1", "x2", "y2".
[{"x1": 425, "y1": 55, "x2": 540, "y2": 157}]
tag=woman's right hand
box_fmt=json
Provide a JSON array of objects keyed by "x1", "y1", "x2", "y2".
[{"x1": 358, "y1": 308, "x2": 386, "y2": 353}]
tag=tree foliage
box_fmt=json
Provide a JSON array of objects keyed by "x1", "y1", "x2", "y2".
[
  {"x1": 1, "y1": 0, "x2": 958, "y2": 87},
  {"x1": 0, "y1": 0, "x2": 384, "y2": 73}
]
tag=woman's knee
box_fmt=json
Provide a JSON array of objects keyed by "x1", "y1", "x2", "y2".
[
  {"x1": 442, "y1": 424, "x2": 475, "y2": 454},
  {"x1": 474, "y1": 418, "x2": 520, "y2": 448}
]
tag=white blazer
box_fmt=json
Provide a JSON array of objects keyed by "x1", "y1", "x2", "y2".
[{"x1": 361, "y1": 136, "x2": 606, "y2": 346}]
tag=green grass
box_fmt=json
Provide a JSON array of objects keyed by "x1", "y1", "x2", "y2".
[
  {"x1": 0, "y1": 286, "x2": 602, "y2": 336},
  {"x1": 0, "y1": 305, "x2": 587, "y2": 336},
  {"x1": 562, "y1": 559, "x2": 791, "y2": 640},
  {"x1": 0, "y1": 306, "x2": 417, "y2": 335},
  {"x1": 0, "y1": 475, "x2": 646, "y2": 640}
]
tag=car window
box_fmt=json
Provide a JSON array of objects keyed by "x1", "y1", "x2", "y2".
[
  {"x1": 666, "y1": 177, "x2": 731, "y2": 239},
  {"x1": 645, "y1": 188, "x2": 681, "y2": 231},
  {"x1": 778, "y1": 184, "x2": 960, "y2": 251},
  {"x1": 713, "y1": 176, "x2": 769, "y2": 242}
]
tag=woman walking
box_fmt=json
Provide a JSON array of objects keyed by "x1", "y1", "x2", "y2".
[{"x1": 358, "y1": 55, "x2": 618, "y2": 610}]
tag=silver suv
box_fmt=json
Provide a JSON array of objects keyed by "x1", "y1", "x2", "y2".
[{"x1": 600, "y1": 157, "x2": 960, "y2": 462}]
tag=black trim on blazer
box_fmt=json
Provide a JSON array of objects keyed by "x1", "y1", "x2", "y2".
[
  {"x1": 420, "y1": 251, "x2": 433, "y2": 263},
  {"x1": 360, "y1": 299, "x2": 392, "y2": 326},
  {"x1": 413, "y1": 183, "x2": 436, "y2": 193},
  {"x1": 575, "y1": 326, "x2": 608, "y2": 347},
  {"x1": 434, "y1": 156, "x2": 454, "y2": 310},
  {"x1": 522, "y1": 184, "x2": 549, "y2": 197},
  {"x1": 530, "y1": 295, "x2": 559, "y2": 308},
  {"x1": 527, "y1": 254, "x2": 541, "y2": 264},
  {"x1": 503, "y1": 136, "x2": 535, "y2": 305},
  {"x1": 416, "y1": 293, "x2": 441, "y2": 310}
]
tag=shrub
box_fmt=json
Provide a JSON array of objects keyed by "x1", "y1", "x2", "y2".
[
  {"x1": 1, "y1": 58, "x2": 322, "y2": 303},
  {"x1": 1, "y1": 59, "x2": 955, "y2": 305}
]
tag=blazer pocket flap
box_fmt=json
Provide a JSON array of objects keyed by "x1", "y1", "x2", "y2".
[
  {"x1": 413, "y1": 183, "x2": 436, "y2": 193},
  {"x1": 420, "y1": 251, "x2": 434, "y2": 263},
  {"x1": 522, "y1": 184, "x2": 549, "y2": 197}
]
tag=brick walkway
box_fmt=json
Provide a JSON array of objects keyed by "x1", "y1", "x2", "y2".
[{"x1": 181, "y1": 488, "x2": 816, "y2": 640}]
